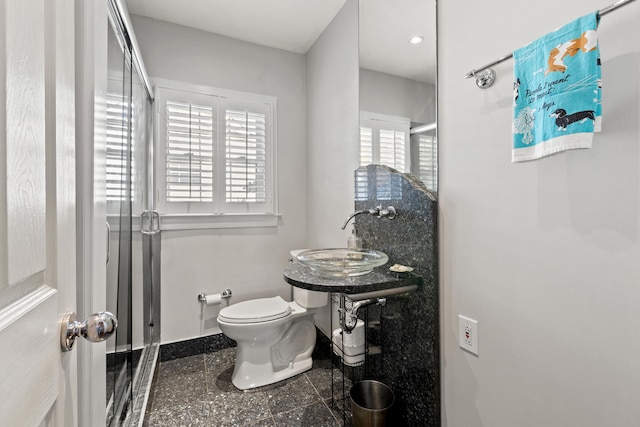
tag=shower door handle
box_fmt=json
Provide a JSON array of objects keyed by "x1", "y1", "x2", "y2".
[
  {"x1": 106, "y1": 221, "x2": 111, "y2": 265},
  {"x1": 141, "y1": 210, "x2": 160, "y2": 235},
  {"x1": 60, "y1": 311, "x2": 118, "y2": 352}
]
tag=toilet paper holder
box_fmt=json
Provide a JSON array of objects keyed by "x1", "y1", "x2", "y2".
[{"x1": 198, "y1": 289, "x2": 232, "y2": 302}]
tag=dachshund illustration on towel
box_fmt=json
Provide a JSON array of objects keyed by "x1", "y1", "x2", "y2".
[
  {"x1": 545, "y1": 30, "x2": 597, "y2": 75},
  {"x1": 550, "y1": 108, "x2": 595, "y2": 130}
]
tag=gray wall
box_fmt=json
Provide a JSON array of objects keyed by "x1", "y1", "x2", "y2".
[
  {"x1": 131, "y1": 15, "x2": 308, "y2": 344},
  {"x1": 440, "y1": 1, "x2": 640, "y2": 426},
  {"x1": 360, "y1": 68, "x2": 436, "y2": 125},
  {"x1": 305, "y1": 0, "x2": 360, "y2": 250}
]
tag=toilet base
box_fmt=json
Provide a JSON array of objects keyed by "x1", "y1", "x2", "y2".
[
  {"x1": 231, "y1": 353, "x2": 313, "y2": 390},
  {"x1": 218, "y1": 302, "x2": 319, "y2": 390},
  {"x1": 230, "y1": 316, "x2": 317, "y2": 390}
]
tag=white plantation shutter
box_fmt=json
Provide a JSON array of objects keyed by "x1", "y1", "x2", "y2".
[
  {"x1": 379, "y1": 129, "x2": 406, "y2": 172},
  {"x1": 418, "y1": 134, "x2": 437, "y2": 191},
  {"x1": 360, "y1": 112, "x2": 410, "y2": 173},
  {"x1": 359, "y1": 127, "x2": 373, "y2": 166},
  {"x1": 225, "y1": 109, "x2": 267, "y2": 203},
  {"x1": 106, "y1": 92, "x2": 133, "y2": 202},
  {"x1": 156, "y1": 82, "x2": 276, "y2": 223},
  {"x1": 165, "y1": 100, "x2": 214, "y2": 202},
  {"x1": 355, "y1": 167, "x2": 369, "y2": 201}
]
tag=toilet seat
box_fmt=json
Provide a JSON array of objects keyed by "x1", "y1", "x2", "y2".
[{"x1": 218, "y1": 296, "x2": 291, "y2": 324}]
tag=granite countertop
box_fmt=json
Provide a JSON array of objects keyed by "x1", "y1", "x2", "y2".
[{"x1": 284, "y1": 262, "x2": 422, "y2": 294}]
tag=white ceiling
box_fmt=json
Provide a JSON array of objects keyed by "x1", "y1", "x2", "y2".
[
  {"x1": 359, "y1": 0, "x2": 436, "y2": 83},
  {"x1": 124, "y1": 0, "x2": 436, "y2": 84}
]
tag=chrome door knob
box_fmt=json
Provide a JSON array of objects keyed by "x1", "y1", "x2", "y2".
[{"x1": 60, "y1": 311, "x2": 118, "y2": 352}]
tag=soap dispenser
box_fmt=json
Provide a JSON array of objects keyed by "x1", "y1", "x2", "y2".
[{"x1": 347, "y1": 226, "x2": 363, "y2": 250}]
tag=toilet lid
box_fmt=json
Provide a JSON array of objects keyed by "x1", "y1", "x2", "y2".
[{"x1": 218, "y1": 296, "x2": 291, "y2": 324}]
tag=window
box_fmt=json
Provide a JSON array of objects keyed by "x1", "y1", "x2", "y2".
[
  {"x1": 416, "y1": 134, "x2": 437, "y2": 191},
  {"x1": 354, "y1": 166, "x2": 404, "y2": 201},
  {"x1": 105, "y1": 79, "x2": 150, "y2": 217},
  {"x1": 224, "y1": 106, "x2": 267, "y2": 204},
  {"x1": 359, "y1": 127, "x2": 373, "y2": 166},
  {"x1": 155, "y1": 81, "x2": 277, "y2": 228},
  {"x1": 106, "y1": 89, "x2": 139, "y2": 218},
  {"x1": 359, "y1": 112, "x2": 410, "y2": 173},
  {"x1": 106, "y1": 92, "x2": 131, "y2": 202},
  {"x1": 165, "y1": 100, "x2": 214, "y2": 203}
]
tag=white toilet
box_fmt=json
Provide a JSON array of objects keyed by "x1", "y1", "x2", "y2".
[{"x1": 217, "y1": 281, "x2": 327, "y2": 390}]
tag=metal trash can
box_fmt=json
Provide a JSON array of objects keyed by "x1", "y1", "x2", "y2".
[{"x1": 350, "y1": 380, "x2": 395, "y2": 427}]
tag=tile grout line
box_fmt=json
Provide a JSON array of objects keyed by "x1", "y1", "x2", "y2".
[
  {"x1": 304, "y1": 372, "x2": 342, "y2": 426},
  {"x1": 304, "y1": 372, "x2": 322, "y2": 397},
  {"x1": 321, "y1": 397, "x2": 342, "y2": 426},
  {"x1": 265, "y1": 407, "x2": 277, "y2": 427}
]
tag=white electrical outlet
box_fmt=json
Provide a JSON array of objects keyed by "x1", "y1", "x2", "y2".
[{"x1": 458, "y1": 315, "x2": 479, "y2": 356}]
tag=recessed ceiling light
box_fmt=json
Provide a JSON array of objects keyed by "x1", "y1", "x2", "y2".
[{"x1": 409, "y1": 35, "x2": 424, "y2": 45}]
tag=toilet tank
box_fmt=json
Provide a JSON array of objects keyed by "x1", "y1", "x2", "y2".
[
  {"x1": 289, "y1": 249, "x2": 328, "y2": 308},
  {"x1": 293, "y1": 287, "x2": 328, "y2": 308}
]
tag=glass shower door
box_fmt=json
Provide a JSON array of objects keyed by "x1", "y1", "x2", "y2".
[
  {"x1": 106, "y1": 19, "x2": 134, "y2": 425},
  {"x1": 106, "y1": 6, "x2": 156, "y2": 423}
]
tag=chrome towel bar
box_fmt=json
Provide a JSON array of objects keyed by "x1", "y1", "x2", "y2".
[{"x1": 464, "y1": 0, "x2": 638, "y2": 89}]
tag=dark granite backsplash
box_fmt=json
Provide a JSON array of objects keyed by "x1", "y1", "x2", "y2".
[{"x1": 352, "y1": 165, "x2": 439, "y2": 427}]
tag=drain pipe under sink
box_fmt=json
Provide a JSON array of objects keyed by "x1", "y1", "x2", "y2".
[
  {"x1": 342, "y1": 297, "x2": 386, "y2": 332},
  {"x1": 339, "y1": 284, "x2": 418, "y2": 332}
]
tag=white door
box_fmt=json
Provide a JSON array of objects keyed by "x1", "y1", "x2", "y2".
[{"x1": 0, "y1": 0, "x2": 108, "y2": 426}]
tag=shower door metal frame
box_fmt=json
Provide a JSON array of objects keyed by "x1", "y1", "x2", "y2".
[{"x1": 105, "y1": 1, "x2": 158, "y2": 425}]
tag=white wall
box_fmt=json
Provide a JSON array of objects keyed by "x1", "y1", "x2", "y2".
[
  {"x1": 360, "y1": 68, "x2": 435, "y2": 125},
  {"x1": 306, "y1": 0, "x2": 359, "y2": 250},
  {"x1": 130, "y1": 16, "x2": 308, "y2": 344},
  {"x1": 440, "y1": 1, "x2": 640, "y2": 426}
]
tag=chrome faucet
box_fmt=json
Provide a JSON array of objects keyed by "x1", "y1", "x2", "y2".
[
  {"x1": 341, "y1": 208, "x2": 379, "y2": 230},
  {"x1": 377, "y1": 206, "x2": 397, "y2": 219},
  {"x1": 340, "y1": 205, "x2": 397, "y2": 229}
]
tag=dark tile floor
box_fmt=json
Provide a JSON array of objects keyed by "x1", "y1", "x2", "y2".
[{"x1": 143, "y1": 346, "x2": 352, "y2": 426}]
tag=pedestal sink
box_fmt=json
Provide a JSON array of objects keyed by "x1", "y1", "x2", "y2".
[{"x1": 295, "y1": 248, "x2": 389, "y2": 277}]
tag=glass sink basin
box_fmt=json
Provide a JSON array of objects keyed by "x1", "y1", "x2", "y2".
[{"x1": 295, "y1": 248, "x2": 389, "y2": 277}]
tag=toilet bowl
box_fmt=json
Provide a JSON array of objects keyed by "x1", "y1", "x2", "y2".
[{"x1": 217, "y1": 288, "x2": 327, "y2": 390}]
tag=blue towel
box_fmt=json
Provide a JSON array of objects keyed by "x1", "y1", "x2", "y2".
[{"x1": 512, "y1": 12, "x2": 601, "y2": 162}]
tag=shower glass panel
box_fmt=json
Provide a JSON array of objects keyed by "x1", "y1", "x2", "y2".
[
  {"x1": 106, "y1": 8, "x2": 156, "y2": 425},
  {"x1": 106, "y1": 19, "x2": 133, "y2": 425}
]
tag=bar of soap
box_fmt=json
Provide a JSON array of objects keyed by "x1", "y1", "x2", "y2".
[{"x1": 389, "y1": 264, "x2": 414, "y2": 273}]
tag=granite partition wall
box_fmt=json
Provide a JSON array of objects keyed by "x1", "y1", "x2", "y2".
[{"x1": 353, "y1": 164, "x2": 440, "y2": 426}]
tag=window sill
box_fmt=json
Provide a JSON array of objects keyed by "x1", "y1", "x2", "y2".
[
  {"x1": 158, "y1": 213, "x2": 281, "y2": 230},
  {"x1": 107, "y1": 213, "x2": 281, "y2": 231},
  {"x1": 107, "y1": 214, "x2": 141, "y2": 232}
]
